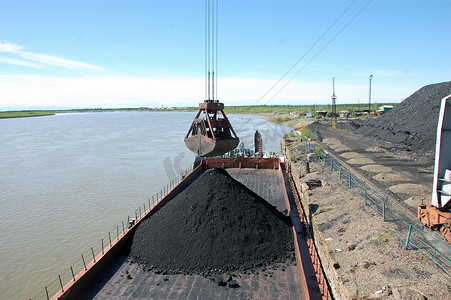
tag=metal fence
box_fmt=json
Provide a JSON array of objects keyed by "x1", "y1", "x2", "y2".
[
  {"x1": 305, "y1": 142, "x2": 387, "y2": 220},
  {"x1": 403, "y1": 224, "x2": 451, "y2": 276},
  {"x1": 31, "y1": 167, "x2": 193, "y2": 300},
  {"x1": 305, "y1": 141, "x2": 451, "y2": 277}
]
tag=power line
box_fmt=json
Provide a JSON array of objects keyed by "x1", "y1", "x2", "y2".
[
  {"x1": 250, "y1": 0, "x2": 358, "y2": 107},
  {"x1": 263, "y1": 0, "x2": 374, "y2": 106},
  {"x1": 234, "y1": 0, "x2": 374, "y2": 133}
]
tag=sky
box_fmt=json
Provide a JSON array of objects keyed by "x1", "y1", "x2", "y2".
[{"x1": 0, "y1": 0, "x2": 450, "y2": 110}]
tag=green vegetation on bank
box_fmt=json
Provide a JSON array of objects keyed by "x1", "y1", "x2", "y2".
[
  {"x1": 0, "y1": 108, "x2": 162, "y2": 119},
  {"x1": 0, "y1": 111, "x2": 55, "y2": 119},
  {"x1": 223, "y1": 103, "x2": 396, "y2": 114},
  {"x1": 300, "y1": 128, "x2": 311, "y2": 140},
  {"x1": 1, "y1": 102, "x2": 397, "y2": 119},
  {"x1": 158, "y1": 103, "x2": 398, "y2": 114}
]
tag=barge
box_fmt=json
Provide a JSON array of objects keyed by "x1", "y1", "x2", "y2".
[{"x1": 44, "y1": 157, "x2": 330, "y2": 300}]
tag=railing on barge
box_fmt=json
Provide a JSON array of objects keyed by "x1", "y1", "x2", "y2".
[
  {"x1": 32, "y1": 157, "x2": 330, "y2": 300},
  {"x1": 30, "y1": 165, "x2": 196, "y2": 300}
]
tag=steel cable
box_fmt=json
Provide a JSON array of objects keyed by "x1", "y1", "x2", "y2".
[{"x1": 233, "y1": 0, "x2": 374, "y2": 134}]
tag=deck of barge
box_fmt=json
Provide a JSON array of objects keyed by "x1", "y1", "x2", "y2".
[{"x1": 84, "y1": 168, "x2": 305, "y2": 299}]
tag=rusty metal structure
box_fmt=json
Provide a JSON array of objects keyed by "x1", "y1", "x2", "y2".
[
  {"x1": 184, "y1": 0, "x2": 239, "y2": 157},
  {"x1": 418, "y1": 94, "x2": 451, "y2": 242},
  {"x1": 254, "y1": 130, "x2": 262, "y2": 158},
  {"x1": 184, "y1": 100, "x2": 239, "y2": 157}
]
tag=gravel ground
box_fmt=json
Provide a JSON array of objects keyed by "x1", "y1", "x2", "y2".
[
  {"x1": 129, "y1": 168, "x2": 294, "y2": 277},
  {"x1": 274, "y1": 81, "x2": 451, "y2": 299},
  {"x1": 283, "y1": 136, "x2": 450, "y2": 299},
  {"x1": 302, "y1": 159, "x2": 449, "y2": 299}
]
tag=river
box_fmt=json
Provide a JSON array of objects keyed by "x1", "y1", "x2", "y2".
[{"x1": 0, "y1": 111, "x2": 291, "y2": 299}]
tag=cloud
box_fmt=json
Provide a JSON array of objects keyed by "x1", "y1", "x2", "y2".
[
  {"x1": 0, "y1": 41, "x2": 22, "y2": 52},
  {"x1": 20, "y1": 52, "x2": 104, "y2": 71},
  {"x1": 0, "y1": 40, "x2": 104, "y2": 71},
  {"x1": 0, "y1": 56, "x2": 42, "y2": 68}
]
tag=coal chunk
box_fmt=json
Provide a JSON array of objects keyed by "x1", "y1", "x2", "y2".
[
  {"x1": 228, "y1": 280, "x2": 240, "y2": 288},
  {"x1": 215, "y1": 276, "x2": 226, "y2": 286},
  {"x1": 129, "y1": 168, "x2": 293, "y2": 275}
]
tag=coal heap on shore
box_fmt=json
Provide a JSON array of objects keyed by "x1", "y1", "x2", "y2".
[
  {"x1": 129, "y1": 168, "x2": 294, "y2": 276},
  {"x1": 346, "y1": 81, "x2": 451, "y2": 163}
]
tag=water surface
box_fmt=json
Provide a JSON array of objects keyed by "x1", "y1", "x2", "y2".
[{"x1": 0, "y1": 111, "x2": 290, "y2": 299}]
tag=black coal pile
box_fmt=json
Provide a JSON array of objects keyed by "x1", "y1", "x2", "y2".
[
  {"x1": 344, "y1": 81, "x2": 451, "y2": 162},
  {"x1": 129, "y1": 168, "x2": 293, "y2": 276}
]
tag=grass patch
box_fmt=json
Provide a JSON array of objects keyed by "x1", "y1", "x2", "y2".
[
  {"x1": 313, "y1": 146, "x2": 325, "y2": 158},
  {"x1": 274, "y1": 116, "x2": 292, "y2": 124},
  {"x1": 291, "y1": 153, "x2": 302, "y2": 162},
  {"x1": 376, "y1": 232, "x2": 388, "y2": 242},
  {"x1": 300, "y1": 128, "x2": 311, "y2": 140}
]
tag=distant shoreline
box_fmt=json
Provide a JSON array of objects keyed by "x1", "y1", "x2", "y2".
[
  {"x1": 0, "y1": 103, "x2": 396, "y2": 119},
  {"x1": 0, "y1": 111, "x2": 56, "y2": 119}
]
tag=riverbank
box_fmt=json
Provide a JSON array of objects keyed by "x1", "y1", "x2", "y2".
[
  {"x1": 261, "y1": 111, "x2": 317, "y2": 129},
  {"x1": 0, "y1": 111, "x2": 55, "y2": 119},
  {"x1": 281, "y1": 132, "x2": 450, "y2": 299},
  {"x1": 1, "y1": 102, "x2": 395, "y2": 120}
]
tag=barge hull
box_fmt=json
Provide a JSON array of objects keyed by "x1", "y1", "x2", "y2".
[{"x1": 54, "y1": 157, "x2": 326, "y2": 300}]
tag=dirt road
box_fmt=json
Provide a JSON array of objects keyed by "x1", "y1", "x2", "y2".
[{"x1": 308, "y1": 119, "x2": 433, "y2": 214}]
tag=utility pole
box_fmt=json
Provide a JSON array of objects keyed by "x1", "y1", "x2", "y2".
[
  {"x1": 331, "y1": 77, "x2": 337, "y2": 128},
  {"x1": 368, "y1": 75, "x2": 373, "y2": 113}
]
